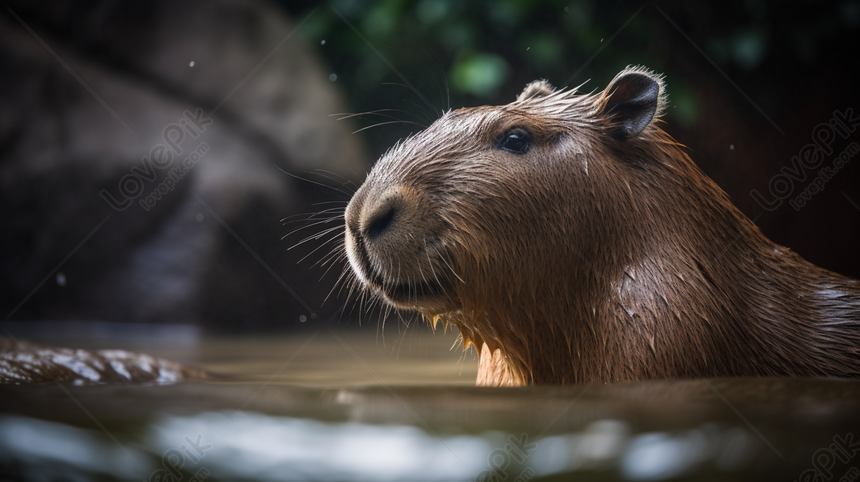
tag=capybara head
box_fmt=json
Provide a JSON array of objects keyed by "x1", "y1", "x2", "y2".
[
  {"x1": 343, "y1": 65, "x2": 860, "y2": 386},
  {"x1": 346, "y1": 66, "x2": 664, "y2": 309}
]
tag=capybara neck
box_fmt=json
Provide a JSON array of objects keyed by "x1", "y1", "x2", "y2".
[{"x1": 343, "y1": 66, "x2": 860, "y2": 386}]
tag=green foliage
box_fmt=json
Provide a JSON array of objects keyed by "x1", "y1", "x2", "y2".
[
  {"x1": 279, "y1": 0, "x2": 858, "y2": 156},
  {"x1": 450, "y1": 51, "x2": 510, "y2": 98}
]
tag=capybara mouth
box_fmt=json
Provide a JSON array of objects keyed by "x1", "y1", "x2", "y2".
[
  {"x1": 369, "y1": 270, "x2": 448, "y2": 305},
  {"x1": 350, "y1": 229, "x2": 452, "y2": 309}
]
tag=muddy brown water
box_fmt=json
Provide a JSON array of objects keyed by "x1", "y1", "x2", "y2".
[{"x1": 1, "y1": 322, "x2": 858, "y2": 481}]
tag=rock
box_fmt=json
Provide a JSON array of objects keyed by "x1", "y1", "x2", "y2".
[
  {"x1": 0, "y1": 0, "x2": 367, "y2": 328},
  {"x1": 0, "y1": 337, "x2": 210, "y2": 385}
]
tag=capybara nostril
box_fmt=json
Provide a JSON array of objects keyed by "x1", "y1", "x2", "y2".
[{"x1": 364, "y1": 204, "x2": 395, "y2": 239}]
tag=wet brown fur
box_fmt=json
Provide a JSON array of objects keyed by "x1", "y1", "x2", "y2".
[{"x1": 344, "y1": 66, "x2": 860, "y2": 386}]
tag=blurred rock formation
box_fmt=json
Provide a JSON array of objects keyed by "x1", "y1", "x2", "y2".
[{"x1": 0, "y1": 0, "x2": 367, "y2": 329}]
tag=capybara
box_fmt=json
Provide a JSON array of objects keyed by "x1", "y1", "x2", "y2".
[{"x1": 343, "y1": 66, "x2": 860, "y2": 386}]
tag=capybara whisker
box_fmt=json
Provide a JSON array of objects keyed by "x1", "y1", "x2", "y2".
[{"x1": 275, "y1": 165, "x2": 353, "y2": 198}]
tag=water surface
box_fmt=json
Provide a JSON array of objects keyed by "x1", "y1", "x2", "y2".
[{"x1": 1, "y1": 323, "x2": 857, "y2": 481}]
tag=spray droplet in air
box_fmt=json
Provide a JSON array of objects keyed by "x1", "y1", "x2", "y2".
[
  {"x1": 329, "y1": 73, "x2": 337, "y2": 81},
  {"x1": 56, "y1": 272, "x2": 67, "y2": 286},
  {"x1": 321, "y1": 40, "x2": 326, "y2": 45},
  {"x1": 299, "y1": 315, "x2": 307, "y2": 322},
  {"x1": 189, "y1": 61, "x2": 195, "y2": 67}
]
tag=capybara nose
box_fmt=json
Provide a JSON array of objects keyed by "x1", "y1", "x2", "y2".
[{"x1": 364, "y1": 204, "x2": 395, "y2": 240}]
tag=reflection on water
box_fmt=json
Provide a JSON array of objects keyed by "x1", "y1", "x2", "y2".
[
  {"x1": 0, "y1": 412, "x2": 759, "y2": 482},
  {"x1": 619, "y1": 426, "x2": 755, "y2": 480},
  {"x1": 1, "y1": 323, "x2": 859, "y2": 481},
  {"x1": 151, "y1": 412, "x2": 487, "y2": 481},
  {"x1": 0, "y1": 416, "x2": 150, "y2": 480}
]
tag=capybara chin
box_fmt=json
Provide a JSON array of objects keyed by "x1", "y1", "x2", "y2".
[{"x1": 343, "y1": 65, "x2": 860, "y2": 386}]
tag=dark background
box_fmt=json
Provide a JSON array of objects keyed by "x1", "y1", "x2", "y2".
[
  {"x1": 291, "y1": 0, "x2": 860, "y2": 275},
  {"x1": 2, "y1": 0, "x2": 859, "y2": 331}
]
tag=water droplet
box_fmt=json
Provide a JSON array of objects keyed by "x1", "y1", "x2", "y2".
[
  {"x1": 730, "y1": 144, "x2": 735, "y2": 150},
  {"x1": 196, "y1": 213, "x2": 204, "y2": 222},
  {"x1": 600, "y1": 38, "x2": 604, "y2": 42},
  {"x1": 56, "y1": 272, "x2": 66, "y2": 286},
  {"x1": 526, "y1": 47, "x2": 530, "y2": 51},
  {"x1": 189, "y1": 61, "x2": 195, "y2": 67},
  {"x1": 564, "y1": 6, "x2": 569, "y2": 12},
  {"x1": 329, "y1": 73, "x2": 337, "y2": 81},
  {"x1": 321, "y1": 40, "x2": 326, "y2": 45},
  {"x1": 299, "y1": 315, "x2": 307, "y2": 322}
]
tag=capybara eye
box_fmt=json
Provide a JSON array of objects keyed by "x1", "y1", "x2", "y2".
[{"x1": 499, "y1": 129, "x2": 531, "y2": 154}]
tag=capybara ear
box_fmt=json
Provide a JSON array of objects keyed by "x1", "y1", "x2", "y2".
[
  {"x1": 517, "y1": 79, "x2": 556, "y2": 101},
  {"x1": 599, "y1": 66, "x2": 665, "y2": 140}
]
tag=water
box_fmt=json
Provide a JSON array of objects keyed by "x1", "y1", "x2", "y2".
[{"x1": 1, "y1": 323, "x2": 858, "y2": 481}]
